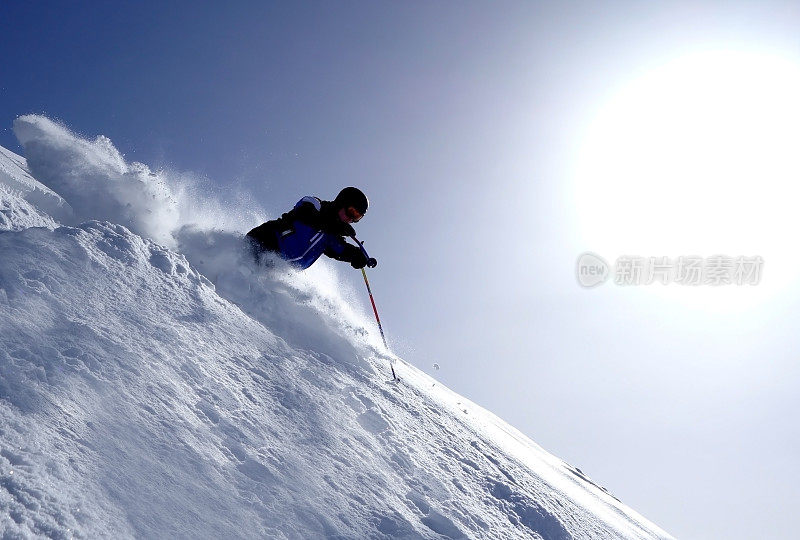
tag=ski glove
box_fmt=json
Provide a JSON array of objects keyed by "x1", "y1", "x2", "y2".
[
  {"x1": 350, "y1": 251, "x2": 377, "y2": 269},
  {"x1": 350, "y1": 251, "x2": 368, "y2": 269},
  {"x1": 351, "y1": 257, "x2": 378, "y2": 269}
]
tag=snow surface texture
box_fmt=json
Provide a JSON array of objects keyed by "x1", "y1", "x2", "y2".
[
  {"x1": 0, "y1": 116, "x2": 673, "y2": 539},
  {"x1": 0, "y1": 145, "x2": 67, "y2": 227}
]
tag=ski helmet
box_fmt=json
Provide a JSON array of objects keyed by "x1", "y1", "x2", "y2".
[{"x1": 334, "y1": 187, "x2": 369, "y2": 215}]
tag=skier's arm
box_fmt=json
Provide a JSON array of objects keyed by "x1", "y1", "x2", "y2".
[
  {"x1": 324, "y1": 237, "x2": 369, "y2": 268},
  {"x1": 325, "y1": 236, "x2": 378, "y2": 268}
]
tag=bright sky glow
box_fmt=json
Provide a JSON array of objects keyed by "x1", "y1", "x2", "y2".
[{"x1": 573, "y1": 50, "x2": 800, "y2": 310}]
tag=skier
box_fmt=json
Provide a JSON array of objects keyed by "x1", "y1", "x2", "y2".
[{"x1": 247, "y1": 187, "x2": 377, "y2": 270}]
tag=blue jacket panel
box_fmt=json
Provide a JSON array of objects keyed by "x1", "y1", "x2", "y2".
[{"x1": 272, "y1": 197, "x2": 352, "y2": 270}]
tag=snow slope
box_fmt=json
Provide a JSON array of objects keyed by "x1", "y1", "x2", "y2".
[{"x1": 0, "y1": 116, "x2": 673, "y2": 539}]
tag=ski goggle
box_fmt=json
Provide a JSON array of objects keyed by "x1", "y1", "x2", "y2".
[{"x1": 345, "y1": 206, "x2": 364, "y2": 222}]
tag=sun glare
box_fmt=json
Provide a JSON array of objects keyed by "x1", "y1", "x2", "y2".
[{"x1": 573, "y1": 50, "x2": 800, "y2": 309}]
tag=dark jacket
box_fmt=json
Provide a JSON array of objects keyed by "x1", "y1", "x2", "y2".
[{"x1": 247, "y1": 196, "x2": 363, "y2": 270}]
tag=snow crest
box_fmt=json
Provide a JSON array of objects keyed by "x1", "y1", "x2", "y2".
[
  {"x1": 0, "y1": 144, "x2": 70, "y2": 221},
  {"x1": 0, "y1": 184, "x2": 58, "y2": 231}
]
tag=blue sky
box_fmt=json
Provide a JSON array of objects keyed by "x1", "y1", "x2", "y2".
[{"x1": 4, "y1": 2, "x2": 800, "y2": 538}]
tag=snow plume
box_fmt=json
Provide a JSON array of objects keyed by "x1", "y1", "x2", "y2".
[
  {"x1": 14, "y1": 115, "x2": 178, "y2": 244},
  {"x1": 12, "y1": 115, "x2": 263, "y2": 246},
  {"x1": 167, "y1": 167, "x2": 265, "y2": 235}
]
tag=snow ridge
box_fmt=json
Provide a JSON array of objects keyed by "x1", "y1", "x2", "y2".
[
  {"x1": 0, "y1": 144, "x2": 70, "y2": 222},
  {"x1": 0, "y1": 116, "x2": 673, "y2": 539}
]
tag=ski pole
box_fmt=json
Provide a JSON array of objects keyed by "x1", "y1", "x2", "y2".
[
  {"x1": 352, "y1": 236, "x2": 398, "y2": 381},
  {"x1": 360, "y1": 268, "x2": 388, "y2": 347},
  {"x1": 360, "y1": 267, "x2": 397, "y2": 380}
]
